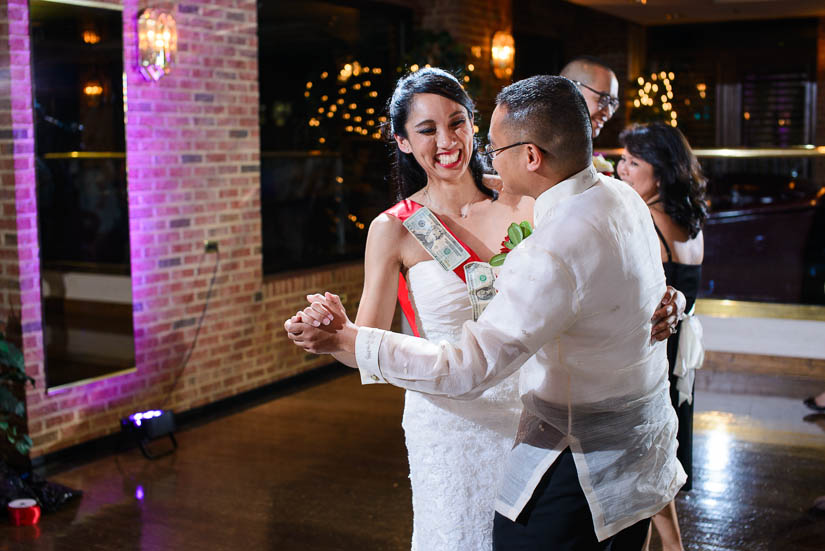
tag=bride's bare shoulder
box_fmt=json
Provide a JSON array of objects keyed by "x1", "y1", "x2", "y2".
[
  {"x1": 494, "y1": 192, "x2": 535, "y2": 218},
  {"x1": 368, "y1": 212, "x2": 406, "y2": 240}
]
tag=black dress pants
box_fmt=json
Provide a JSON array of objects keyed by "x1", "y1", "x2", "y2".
[{"x1": 493, "y1": 448, "x2": 650, "y2": 551}]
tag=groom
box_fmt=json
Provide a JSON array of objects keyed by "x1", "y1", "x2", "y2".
[{"x1": 286, "y1": 76, "x2": 685, "y2": 550}]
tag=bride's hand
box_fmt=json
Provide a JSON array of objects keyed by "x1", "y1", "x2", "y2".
[
  {"x1": 285, "y1": 292, "x2": 357, "y2": 354},
  {"x1": 304, "y1": 292, "x2": 351, "y2": 325}
]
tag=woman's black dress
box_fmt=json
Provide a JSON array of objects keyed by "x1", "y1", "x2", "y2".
[{"x1": 654, "y1": 222, "x2": 702, "y2": 491}]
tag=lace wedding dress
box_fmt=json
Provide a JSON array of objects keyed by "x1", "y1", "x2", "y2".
[{"x1": 402, "y1": 260, "x2": 522, "y2": 551}]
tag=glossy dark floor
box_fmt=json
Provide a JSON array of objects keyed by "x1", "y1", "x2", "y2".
[{"x1": 4, "y1": 370, "x2": 825, "y2": 550}]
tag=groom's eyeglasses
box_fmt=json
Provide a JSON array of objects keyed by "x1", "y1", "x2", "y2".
[
  {"x1": 481, "y1": 142, "x2": 547, "y2": 160},
  {"x1": 571, "y1": 80, "x2": 620, "y2": 114}
]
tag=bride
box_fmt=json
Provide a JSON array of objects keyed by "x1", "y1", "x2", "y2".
[
  {"x1": 326, "y1": 67, "x2": 529, "y2": 550},
  {"x1": 290, "y1": 67, "x2": 681, "y2": 550}
]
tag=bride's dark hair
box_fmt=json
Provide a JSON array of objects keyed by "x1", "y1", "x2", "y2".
[{"x1": 386, "y1": 67, "x2": 494, "y2": 202}]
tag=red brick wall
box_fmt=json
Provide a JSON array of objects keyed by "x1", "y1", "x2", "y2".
[
  {"x1": 1, "y1": 0, "x2": 366, "y2": 457},
  {"x1": 2, "y1": 0, "x2": 43, "y2": 443},
  {"x1": 0, "y1": 5, "x2": 21, "y2": 332}
]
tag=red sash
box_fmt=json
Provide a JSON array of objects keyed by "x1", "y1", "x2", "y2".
[{"x1": 383, "y1": 199, "x2": 483, "y2": 337}]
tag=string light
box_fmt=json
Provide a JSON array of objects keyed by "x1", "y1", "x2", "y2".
[
  {"x1": 633, "y1": 71, "x2": 678, "y2": 127},
  {"x1": 305, "y1": 60, "x2": 390, "y2": 145}
]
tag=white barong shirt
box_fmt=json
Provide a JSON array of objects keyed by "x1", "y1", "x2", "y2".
[{"x1": 356, "y1": 165, "x2": 686, "y2": 541}]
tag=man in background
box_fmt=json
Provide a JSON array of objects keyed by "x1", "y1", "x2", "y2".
[{"x1": 560, "y1": 56, "x2": 620, "y2": 140}]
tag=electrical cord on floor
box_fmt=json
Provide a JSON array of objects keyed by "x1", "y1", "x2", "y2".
[{"x1": 160, "y1": 248, "x2": 220, "y2": 410}]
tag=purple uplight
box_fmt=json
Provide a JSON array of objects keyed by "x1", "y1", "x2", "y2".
[
  {"x1": 129, "y1": 410, "x2": 164, "y2": 427},
  {"x1": 135, "y1": 485, "x2": 145, "y2": 500}
]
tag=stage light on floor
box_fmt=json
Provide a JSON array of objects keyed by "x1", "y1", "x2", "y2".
[{"x1": 121, "y1": 409, "x2": 177, "y2": 459}]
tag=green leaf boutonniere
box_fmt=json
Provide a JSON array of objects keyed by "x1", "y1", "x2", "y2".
[{"x1": 490, "y1": 221, "x2": 533, "y2": 266}]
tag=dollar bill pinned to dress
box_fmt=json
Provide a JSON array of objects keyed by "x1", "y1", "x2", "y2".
[
  {"x1": 402, "y1": 207, "x2": 496, "y2": 320},
  {"x1": 403, "y1": 208, "x2": 470, "y2": 271},
  {"x1": 463, "y1": 261, "x2": 496, "y2": 320}
]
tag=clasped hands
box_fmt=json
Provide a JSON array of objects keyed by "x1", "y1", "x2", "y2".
[
  {"x1": 283, "y1": 286, "x2": 686, "y2": 355},
  {"x1": 283, "y1": 292, "x2": 357, "y2": 355}
]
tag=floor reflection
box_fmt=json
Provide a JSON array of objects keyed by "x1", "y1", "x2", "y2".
[{"x1": 11, "y1": 373, "x2": 825, "y2": 551}]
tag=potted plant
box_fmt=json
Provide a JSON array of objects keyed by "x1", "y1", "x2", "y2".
[{"x1": 0, "y1": 329, "x2": 34, "y2": 457}]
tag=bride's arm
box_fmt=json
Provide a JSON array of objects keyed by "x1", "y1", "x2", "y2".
[{"x1": 328, "y1": 214, "x2": 404, "y2": 367}]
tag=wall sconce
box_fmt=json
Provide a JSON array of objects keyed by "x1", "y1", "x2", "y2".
[
  {"x1": 491, "y1": 30, "x2": 515, "y2": 80},
  {"x1": 83, "y1": 82, "x2": 103, "y2": 96},
  {"x1": 137, "y1": 9, "x2": 177, "y2": 82},
  {"x1": 82, "y1": 29, "x2": 101, "y2": 45}
]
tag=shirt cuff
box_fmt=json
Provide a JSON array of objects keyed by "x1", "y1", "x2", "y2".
[{"x1": 355, "y1": 326, "x2": 387, "y2": 385}]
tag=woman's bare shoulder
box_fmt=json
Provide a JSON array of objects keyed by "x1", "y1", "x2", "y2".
[{"x1": 368, "y1": 211, "x2": 406, "y2": 241}]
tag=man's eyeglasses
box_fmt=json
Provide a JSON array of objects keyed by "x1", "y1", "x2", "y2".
[
  {"x1": 571, "y1": 80, "x2": 620, "y2": 114},
  {"x1": 480, "y1": 142, "x2": 547, "y2": 160}
]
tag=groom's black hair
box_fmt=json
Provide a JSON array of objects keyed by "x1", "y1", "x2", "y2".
[{"x1": 495, "y1": 76, "x2": 593, "y2": 172}]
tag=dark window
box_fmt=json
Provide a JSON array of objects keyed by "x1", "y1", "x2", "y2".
[
  {"x1": 31, "y1": 0, "x2": 128, "y2": 273},
  {"x1": 258, "y1": 1, "x2": 411, "y2": 274}
]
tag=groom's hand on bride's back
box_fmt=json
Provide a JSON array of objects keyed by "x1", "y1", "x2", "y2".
[{"x1": 650, "y1": 285, "x2": 686, "y2": 342}]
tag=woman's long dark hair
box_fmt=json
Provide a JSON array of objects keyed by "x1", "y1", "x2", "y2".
[
  {"x1": 386, "y1": 67, "x2": 493, "y2": 202},
  {"x1": 619, "y1": 122, "x2": 707, "y2": 238}
]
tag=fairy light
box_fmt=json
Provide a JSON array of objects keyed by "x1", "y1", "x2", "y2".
[
  {"x1": 633, "y1": 71, "x2": 678, "y2": 127},
  {"x1": 305, "y1": 60, "x2": 389, "y2": 144}
]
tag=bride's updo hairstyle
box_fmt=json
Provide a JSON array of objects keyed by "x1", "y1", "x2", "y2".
[{"x1": 387, "y1": 67, "x2": 493, "y2": 201}]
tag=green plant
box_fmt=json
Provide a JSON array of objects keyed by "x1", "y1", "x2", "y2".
[{"x1": 0, "y1": 331, "x2": 34, "y2": 454}]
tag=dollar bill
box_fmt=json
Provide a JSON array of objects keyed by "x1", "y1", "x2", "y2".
[
  {"x1": 403, "y1": 207, "x2": 471, "y2": 271},
  {"x1": 464, "y1": 261, "x2": 496, "y2": 320}
]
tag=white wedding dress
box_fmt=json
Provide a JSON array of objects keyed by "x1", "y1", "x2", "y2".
[{"x1": 402, "y1": 260, "x2": 522, "y2": 551}]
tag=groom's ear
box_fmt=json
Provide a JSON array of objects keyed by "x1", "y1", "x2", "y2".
[
  {"x1": 395, "y1": 134, "x2": 413, "y2": 154},
  {"x1": 525, "y1": 144, "x2": 544, "y2": 173}
]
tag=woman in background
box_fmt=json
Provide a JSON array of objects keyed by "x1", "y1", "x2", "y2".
[{"x1": 618, "y1": 122, "x2": 708, "y2": 551}]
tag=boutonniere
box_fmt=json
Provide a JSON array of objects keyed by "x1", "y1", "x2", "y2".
[
  {"x1": 593, "y1": 153, "x2": 614, "y2": 176},
  {"x1": 490, "y1": 221, "x2": 533, "y2": 266}
]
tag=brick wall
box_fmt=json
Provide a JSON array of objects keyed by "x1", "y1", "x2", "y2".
[
  {"x1": 2, "y1": 0, "x2": 42, "y2": 447},
  {"x1": 2, "y1": 0, "x2": 366, "y2": 458},
  {"x1": 0, "y1": 4, "x2": 21, "y2": 333}
]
